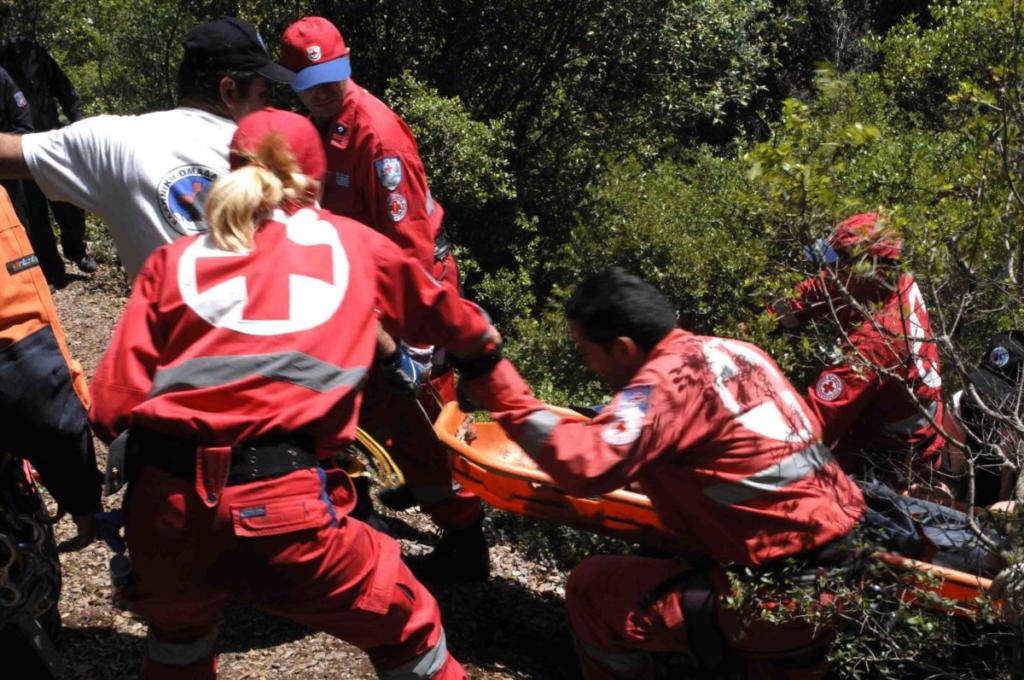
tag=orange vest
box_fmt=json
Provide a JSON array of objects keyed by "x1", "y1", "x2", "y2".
[{"x1": 0, "y1": 185, "x2": 89, "y2": 408}]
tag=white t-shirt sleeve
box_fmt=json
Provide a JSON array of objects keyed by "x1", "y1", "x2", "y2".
[{"x1": 21, "y1": 116, "x2": 125, "y2": 212}]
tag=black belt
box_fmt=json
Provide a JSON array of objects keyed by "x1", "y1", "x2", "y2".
[{"x1": 129, "y1": 428, "x2": 317, "y2": 486}]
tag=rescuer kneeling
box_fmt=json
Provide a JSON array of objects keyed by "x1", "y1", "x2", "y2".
[{"x1": 459, "y1": 266, "x2": 867, "y2": 679}]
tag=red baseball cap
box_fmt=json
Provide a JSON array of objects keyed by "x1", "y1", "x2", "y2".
[
  {"x1": 827, "y1": 212, "x2": 902, "y2": 261},
  {"x1": 280, "y1": 17, "x2": 351, "y2": 93},
  {"x1": 229, "y1": 107, "x2": 327, "y2": 180}
]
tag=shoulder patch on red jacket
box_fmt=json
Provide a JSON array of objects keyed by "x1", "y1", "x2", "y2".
[
  {"x1": 815, "y1": 373, "x2": 844, "y2": 401},
  {"x1": 375, "y1": 156, "x2": 402, "y2": 191},
  {"x1": 601, "y1": 384, "x2": 653, "y2": 447}
]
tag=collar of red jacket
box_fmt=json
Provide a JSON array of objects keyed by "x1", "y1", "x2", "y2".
[{"x1": 322, "y1": 80, "x2": 364, "y2": 150}]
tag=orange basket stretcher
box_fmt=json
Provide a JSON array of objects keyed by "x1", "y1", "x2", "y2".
[{"x1": 433, "y1": 402, "x2": 1002, "y2": 619}]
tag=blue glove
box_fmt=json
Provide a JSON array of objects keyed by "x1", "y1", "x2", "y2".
[{"x1": 378, "y1": 344, "x2": 421, "y2": 397}]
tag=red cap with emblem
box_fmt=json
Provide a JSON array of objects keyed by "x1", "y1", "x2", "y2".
[
  {"x1": 229, "y1": 107, "x2": 327, "y2": 181},
  {"x1": 280, "y1": 17, "x2": 352, "y2": 93},
  {"x1": 827, "y1": 212, "x2": 902, "y2": 261}
]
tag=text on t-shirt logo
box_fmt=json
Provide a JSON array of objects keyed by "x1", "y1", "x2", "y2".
[{"x1": 157, "y1": 165, "x2": 220, "y2": 236}]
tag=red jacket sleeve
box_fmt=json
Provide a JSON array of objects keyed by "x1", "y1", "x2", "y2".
[
  {"x1": 783, "y1": 274, "x2": 833, "y2": 324},
  {"x1": 363, "y1": 145, "x2": 438, "y2": 271},
  {"x1": 369, "y1": 229, "x2": 490, "y2": 355},
  {"x1": 804, "y1": 360, "x2": 880, "y2": 447},
  {"x1": 88, "y1": 250, "x2": 165, "y2": 443},
  {"x1": 463, "y1": 358, "x2": 693, "y2": 497}
]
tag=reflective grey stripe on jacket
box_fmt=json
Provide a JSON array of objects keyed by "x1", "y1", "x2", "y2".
[
  {"x1": 147, "y1": 625, "x2": 218, "y2": 665},
  {"x1": 378, "y1": 629, "x2": 449, "y2": 679},
  {"x1": 519, "y1": 409, "x2": 563, "y2": 459},
  {"x1": 882, "y1": 401, "x2": 938, "y2": 435},
  {"x1": 150, "y1": 352, "x2": 366, "y2": 397},
  {"x1": 702, "y1": 442, "x2": 835, "y2": 507}
]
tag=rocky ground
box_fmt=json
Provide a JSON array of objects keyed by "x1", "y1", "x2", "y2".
[{"x1": 45, "y1": 262, "x2": 589, "y2": 680}]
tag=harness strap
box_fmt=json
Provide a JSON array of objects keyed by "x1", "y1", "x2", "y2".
[
  {"x1": 635, "y1": 563, "x2": 725, "y2": 671},
  {"x1": 679, "y1": 570, "x2": 726, "y2": 671}
]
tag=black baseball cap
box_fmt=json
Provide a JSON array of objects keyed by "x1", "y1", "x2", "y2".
[
  {"x1": 183, "y1": 18, "x2": 294, "y2": 84},
  {"x1": 968, "y1": 330, "x2": 1024, "y2": 403}
]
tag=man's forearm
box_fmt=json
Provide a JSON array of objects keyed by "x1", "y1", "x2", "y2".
[
  {"x1": 0, "y1": 133, "x2": 30, "y2": 178},
  {"x1": 376, "y1": 322, "x2": 397, "y2": 357}
]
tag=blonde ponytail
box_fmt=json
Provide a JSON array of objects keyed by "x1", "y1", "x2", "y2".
[{"x1": 205, "y1": 132, "x2": 320, "y2": 253}]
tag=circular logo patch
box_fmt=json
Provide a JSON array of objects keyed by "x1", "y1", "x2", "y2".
[
  {"x1": 158, "y1": 165, "x2": 220, "y2": 235},
  {"x1": 306, "y1": 45, "x2": 322, "y2": 62},
  {"x1": 387, "y1": 192, "x2": 408, "y2": 222},
  {"x1": 990, "y1": 346, "x2": 1011, "y2": 368},
  {"x1": 815, "y1": 373, "x2": 844, "y2": 402}
]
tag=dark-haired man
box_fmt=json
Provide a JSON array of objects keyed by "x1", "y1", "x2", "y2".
[
  {"x1": 461, "y1": 267, "x2": 866, "y2": 679},
  {"x1": 0, "y1": 18, "x2": 293, "y2": 279}
]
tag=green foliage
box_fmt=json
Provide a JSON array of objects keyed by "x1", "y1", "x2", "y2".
[
  {"x1": 384, "y1": 71, "x2": 515, "y2": 209},
  {"x1": 876, "y1": 0, "x2": 1009, "y2": 118},
  {"x1": 720, "y1": 548, "x2": 1013, "y2": 680},
  {"x1": 571, "y1": 153, "x2": 768, "y2": 334}
]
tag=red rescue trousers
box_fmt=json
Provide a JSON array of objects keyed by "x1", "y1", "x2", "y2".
[
  {"x1": 361, "y1": 252, "x2": 482, "y2": 530},
  {"x1": 123, "y1": 465, "x2": 466, "y2": 679},
  {"x1": 360, "y1": 369, "x2": 482, "y2": 530},
  {"x1": 566, "y1": 555, "x2": 834, "y2": 680}
]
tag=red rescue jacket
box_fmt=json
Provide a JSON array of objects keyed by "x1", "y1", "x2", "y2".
[
  {"x1": 318, "y1": 82, "x2": 442, "y2": 273},
  {"x1": 89, "y1": 204, "x2": 489, "y2": 457},
  {"x1": 466, "y1": 329, "x2": 866, "y2": 566},
  {"x1": 791, "y1": 271, "x2": 945, "y2": 472}
]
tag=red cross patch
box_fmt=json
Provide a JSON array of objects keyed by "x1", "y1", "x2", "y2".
[
  {"x1": 815, "y1": 373, "x2": 844, "y2": 402},
  {"x1": 177, "y1": 209, "x2": 349, "y2": 336}
]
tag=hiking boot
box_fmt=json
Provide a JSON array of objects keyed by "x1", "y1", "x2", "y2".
[
  {"x1": 75, "y1": 254, "x2": 98, "y2": 273},
  {"x1": 378, "y1": 484, "x2": 417, "y2": 511},
  {"x1": 45, "y1": 271, "x2": 68, "y2": 293},
  {"x1": 405, "y1": 513, "x2": 490, "y2": 584},
  {"x1": 349, "y1": 475, "x2": 390, "y2": 533}
]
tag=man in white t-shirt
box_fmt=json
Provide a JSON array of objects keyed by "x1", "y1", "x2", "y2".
[{"x1": 0, "y1": 18, "x2": 294, "y2": 279}]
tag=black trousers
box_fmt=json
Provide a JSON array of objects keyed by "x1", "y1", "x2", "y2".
[{"x1": 21, "y1": 179, "x2": 87, "y2": 279}]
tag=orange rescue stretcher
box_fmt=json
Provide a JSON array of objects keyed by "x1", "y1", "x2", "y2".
[{"x1": 434, "y1": 402, "x2": 1003, "y2": 620}]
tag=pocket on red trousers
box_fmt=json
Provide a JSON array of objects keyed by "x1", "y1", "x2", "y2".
[
  {"x1": 230, "y1": 493, "x2": 331, "y2": 538},
  {"x1": 353, "y1": 532, "x2": 403, "y2": 616}
]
